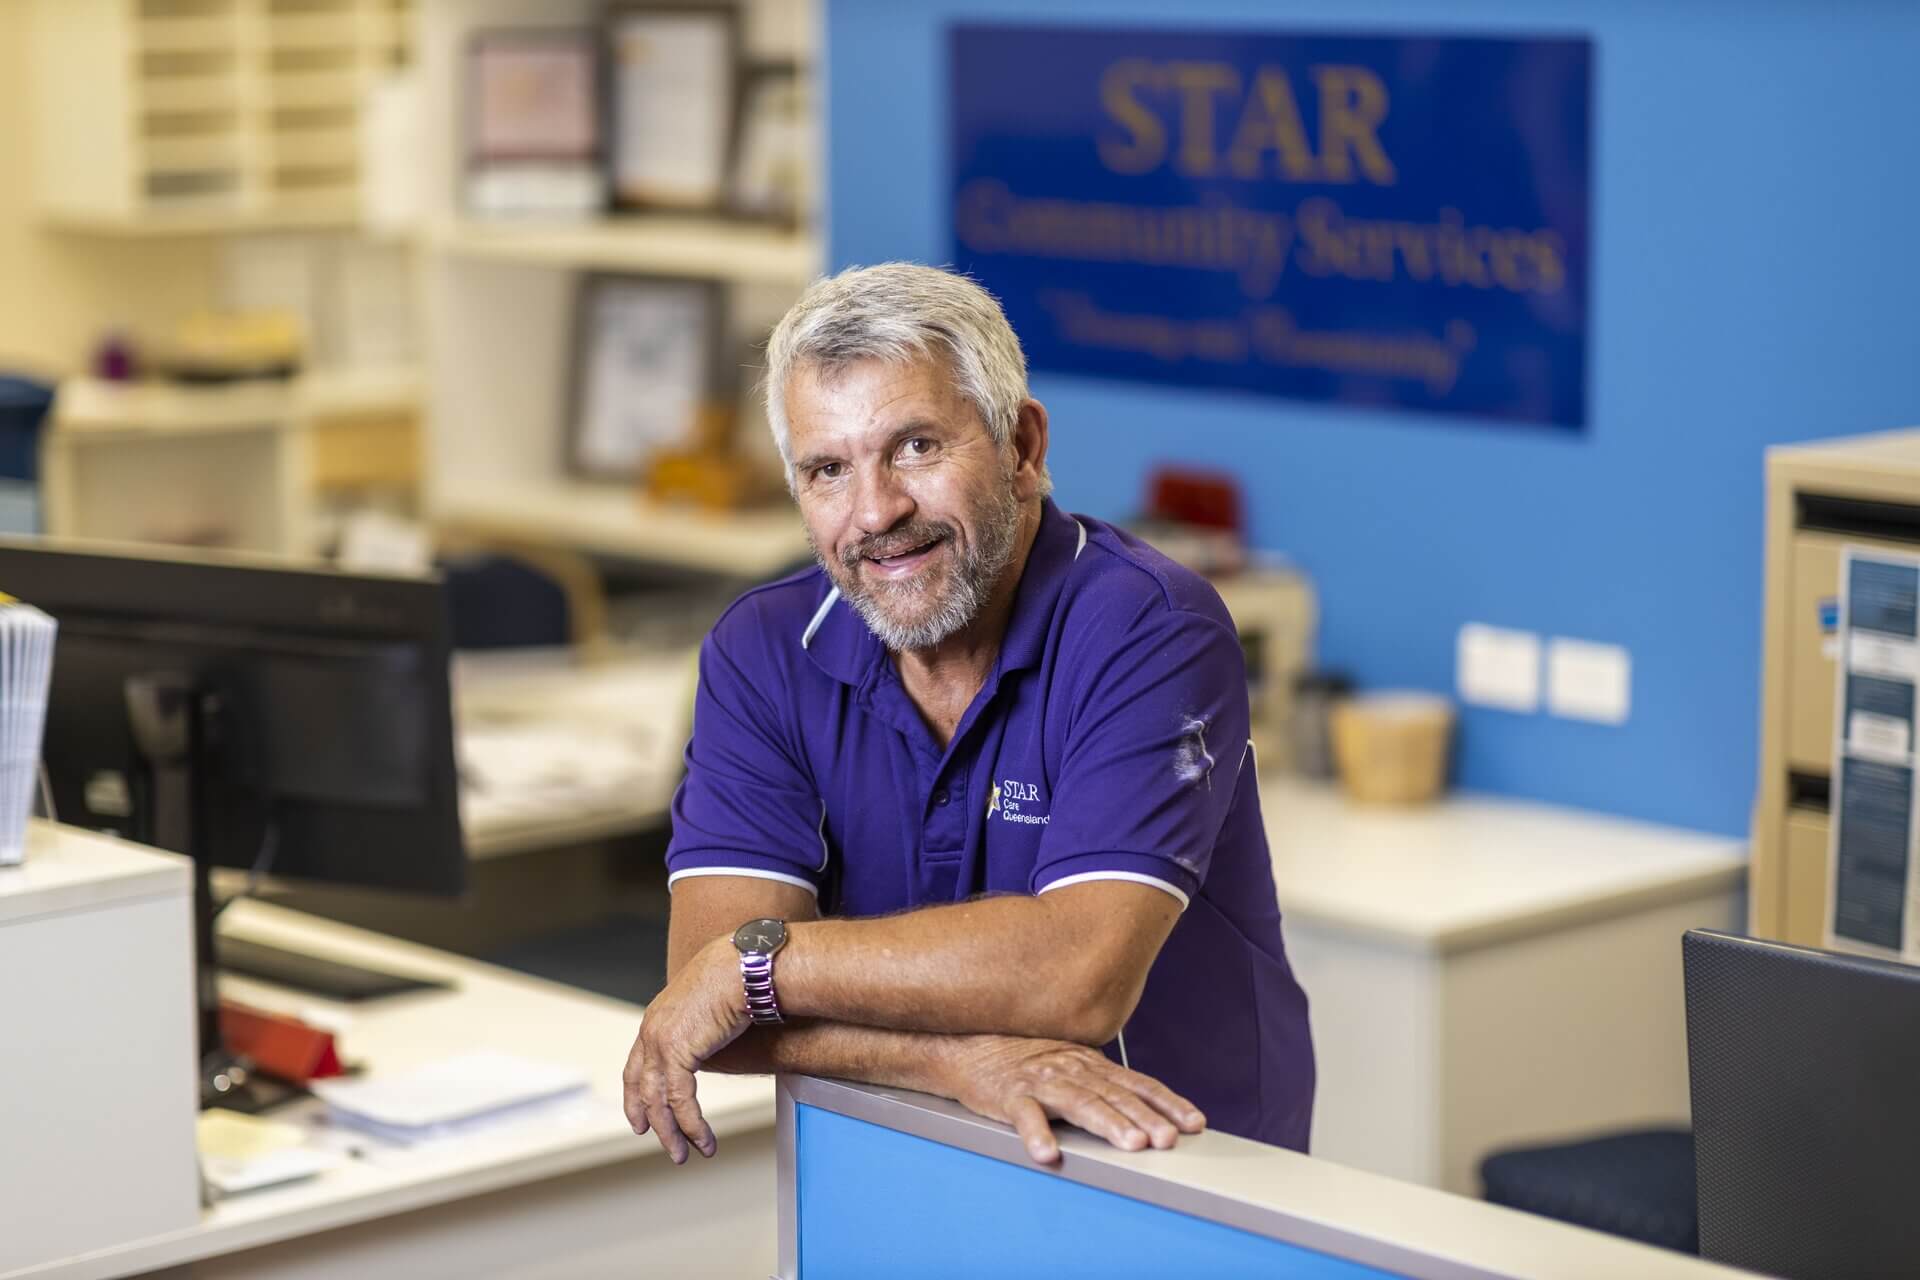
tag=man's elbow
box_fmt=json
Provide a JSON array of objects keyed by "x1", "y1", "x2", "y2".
[
  {"x1": 1049, "y1": 975, "x2": 1144, "y2": 1047},
  {"x1": 1059, "y1": 1004, "x2": 1130, "y2": 1048}
]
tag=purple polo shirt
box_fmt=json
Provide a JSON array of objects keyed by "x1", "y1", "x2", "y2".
[{"x1": 666, "y1": 499, "x2": 1315, "y2": 1151}]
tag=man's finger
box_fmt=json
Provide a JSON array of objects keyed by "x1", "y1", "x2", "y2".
[
  {"x1": 621, "y1": 1039, "x2": 649, "y2": 1133},
  {"x1": 665, "y1": 1069, "x2": 717, "y2": 1159},
  {"x1": 1006, "y1": 1094, "x2": 1059, "y2": 1164},
  {"x1": 1118, "y1": 1068, "x2": 1207, "y2": 1133},
  {"x1": 1091, "y1": 1080, "x2": 1179, "y2": 1150},
  {"x1": 1040, "y1": 1081, "x2": 1146, "y2": 1152},
  {"x1": 641, "y1": 1057, "x2": 689, "y2": 1164},
  {"x1": 647, "y1": 1097, "x2": 689, "y2": 1163}
]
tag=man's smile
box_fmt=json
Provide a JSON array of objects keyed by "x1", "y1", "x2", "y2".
[{"x1": 862, "y1": 535, "x2": 948, "y2": 580}]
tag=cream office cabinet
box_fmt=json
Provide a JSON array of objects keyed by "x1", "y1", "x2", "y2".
[{"x1": 1754, "y1": 429, "x2": 1920, "y2": 944}]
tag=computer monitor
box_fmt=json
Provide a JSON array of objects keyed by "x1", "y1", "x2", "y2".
[
  {"x1": 1683, "y1": 928, "x2": 1920, "y2": 1277},
  {"x1": 0, "y1": 537, "x2": 466, "y2": 1105}
]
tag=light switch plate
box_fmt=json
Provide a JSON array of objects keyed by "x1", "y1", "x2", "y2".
[
  {"x1": 1547, "y1": 638, "x2": 1631, "y2": 725},
  {"x1": 1457, "y1": 623, "x2": 1541, "y2": 712}
]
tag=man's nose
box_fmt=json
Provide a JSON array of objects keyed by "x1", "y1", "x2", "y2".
[{"x1": 852, "y1": 465, "x2": 915, "y2": 536}]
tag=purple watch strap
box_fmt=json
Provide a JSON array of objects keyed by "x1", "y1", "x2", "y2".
[{"x1": 741, "y1": 951, "x2": 783, "y2": 1025}]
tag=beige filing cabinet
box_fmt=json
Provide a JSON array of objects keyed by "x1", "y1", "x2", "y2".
[
  {"x1": 1214, "y1": 567, "x2": 1316, "y2": 771},
  {"x1": 1755, "y1": 428, "x2": 1920, "y2": 944}
]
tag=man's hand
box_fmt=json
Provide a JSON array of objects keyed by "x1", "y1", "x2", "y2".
[
  {"x1": 938, "y1": 1035, "x2": 1207, "y2": 1165},
  {"x1": 622, "y1": 935, "x2": 750, "y2": 1164}
]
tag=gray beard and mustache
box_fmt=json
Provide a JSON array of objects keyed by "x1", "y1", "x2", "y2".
[{"x1": 812, "y1": 482, "x2": 1023, "y2": 652}]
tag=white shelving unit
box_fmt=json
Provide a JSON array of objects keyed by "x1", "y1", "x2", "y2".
[
  {"x1": 416, "y1": 0, "x2": 818, "y2": 577},
  {"x1": 430, "y1": 216, "x2": 819, "y2": 285},
  {"x1": 28, "y1": 0, "x2": 415, "y2": 231},
  {"x1": 40, "y1": 368, "x2": 425, "y2": 558}
]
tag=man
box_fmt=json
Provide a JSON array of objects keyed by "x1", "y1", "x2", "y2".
[{"x1": 623, "y1": 263, "x2": 1313, "y2": 1167}]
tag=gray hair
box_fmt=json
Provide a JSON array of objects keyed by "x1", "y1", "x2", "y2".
[{"x1": 763, "y1": 262, "x2": 1047, "y2": 493}]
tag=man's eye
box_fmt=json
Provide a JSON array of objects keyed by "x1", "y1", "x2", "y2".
[
  {"x1": 813, "y1": 462, "x2": 845, "y2": 481},
  {"x1": 901, "y1": 437, "x2": 934, "y2": 458}
]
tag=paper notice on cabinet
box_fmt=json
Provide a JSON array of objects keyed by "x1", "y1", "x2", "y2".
[{"x1": 1828, "y1": 549, "x2": 1920, "y2": 959}]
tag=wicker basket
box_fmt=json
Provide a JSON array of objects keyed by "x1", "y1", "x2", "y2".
[{"x1": 1330, "y1": 692, "x2": 1455, "y2": 806}]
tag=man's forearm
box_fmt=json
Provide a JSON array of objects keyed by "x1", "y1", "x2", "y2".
[
  {"x1": 774, "y1": 888, "x2": 1175, "y2": 1046},
  {"x1": 704, "y1": 1019, "x2": 956, "y2": 1096}
]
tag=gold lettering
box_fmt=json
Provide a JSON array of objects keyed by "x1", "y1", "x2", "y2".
[
  {"x1": 1435, "y1": 208, "x2": 1488, "y2": 287},
  {"x1": 1096, "y1": 59, "x2": 1168, "y2": 175},
  {"x1": 957, "y1": 184, "x2": 1564, "y2": 299},
  {"x1": 1312, "y1": 66, "x2": 1397, "y2": 185},
  {"x1": 1393, "y1": 224, "x2": 1435, "y2": 281},
  {"x1": 1293, "y1": 197, "x2": 1342, "y2": 277},
  {"x1": 1167, "y1": 61, "x2": 1239, "y2": 176},
  {"x1": 1532, "y1": 232, "x2": 1567, "y2": 293},
  {"x1": 1225, "y1": 68, "x2": 1318, "y2": 181}
]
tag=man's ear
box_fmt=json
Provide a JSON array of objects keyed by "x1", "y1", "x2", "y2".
[{"x1": 1008, "y1": 399, "x2": 1050, "y2": 501}]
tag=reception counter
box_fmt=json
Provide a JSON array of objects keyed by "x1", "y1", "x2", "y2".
[{"x1": 776, "y1": 1075, "x2": 1755, "y2": 1279}]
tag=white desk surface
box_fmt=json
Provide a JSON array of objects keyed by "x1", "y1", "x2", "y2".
[
  {"x1": 0, "y1": 822, "x2": 189, "y2": 925},
  {"x1": 1263, "y1": 776, "x2": 1747, "y2": 953},
  {"x1": 445, "y1": 655, "x2": 1751, "y2": 944},
  {"x1": 454, "y1": 649, "x2": 695, "y2": 860},
  {"x1": 432, "y1": 486, "x2": 808, "y2": 579},
  {"x1": 9, "y1": 899, "x2": 774, "y2": 1280}
]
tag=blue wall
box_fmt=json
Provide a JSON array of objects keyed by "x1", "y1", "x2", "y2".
[{"x1": 824, "y1": 0, "x2": 1920, "y2": 836}]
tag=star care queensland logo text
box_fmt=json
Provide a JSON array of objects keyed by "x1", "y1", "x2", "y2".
[{"x1": 988, "y1": 778, "x2": 1049, "y2": 826}]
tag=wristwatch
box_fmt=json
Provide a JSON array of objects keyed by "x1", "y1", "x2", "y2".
[{"x1": 732, "y1": 917, "x2": 788, "y2": 1026}]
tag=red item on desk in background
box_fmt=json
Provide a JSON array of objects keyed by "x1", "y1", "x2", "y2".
[
  {"x1": 220, "y1": 1001, "x2": 345, "y2": 1085},
  {"x1": 1145, "y1": 466, "x2": 1244, "y2": 535},
  {"x1": 1134, "y1": 466, "x2": 1248, "y2": 576}
]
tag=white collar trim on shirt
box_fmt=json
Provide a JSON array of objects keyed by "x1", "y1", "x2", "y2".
[
  {"x1": 800, "y1": 586, "x2": 841, "y2": 649},
  {"x1": 1072, "y1": 518, "x2": 1087, "y2": 560}
]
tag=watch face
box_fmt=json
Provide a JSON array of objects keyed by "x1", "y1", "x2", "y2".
[{"x1": 733, "y1": 917, "x2": 787, "y2": 954}]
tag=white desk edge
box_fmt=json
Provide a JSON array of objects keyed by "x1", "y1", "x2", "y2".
[{"x1": 2, "y1": 899, "x2": 774, "y2": 1280}]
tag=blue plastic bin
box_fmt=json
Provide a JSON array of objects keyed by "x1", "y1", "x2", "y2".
[{"x1": 0, "y1": 377, "x2": 54, "y2": 483}]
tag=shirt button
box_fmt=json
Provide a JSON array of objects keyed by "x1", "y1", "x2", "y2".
[{"x1": 934, "y1": 790, "x2": 950, "y2": 807}]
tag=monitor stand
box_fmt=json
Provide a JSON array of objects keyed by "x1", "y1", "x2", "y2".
[{"x1": 122, "y1": 671, "x2": 449, "y2": 1112}]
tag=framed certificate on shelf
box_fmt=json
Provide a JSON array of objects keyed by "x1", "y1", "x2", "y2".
[
  {"x1": 728, "y1": 62, "x2": 813, "y2": 225},
  {"x1": 464, "y1": 28, "x2": 605, "y2": 217},
  {"x1": 566, "y1": 274, "x2": 726, "y2": 481},
  {"x1": 608, "y1": 6, "x2": 740, "y2": 211}
]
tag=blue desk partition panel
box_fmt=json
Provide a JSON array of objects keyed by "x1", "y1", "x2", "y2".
[{"x1": 794, "y1": 1104, "x2": 1411, "y2": 1277}]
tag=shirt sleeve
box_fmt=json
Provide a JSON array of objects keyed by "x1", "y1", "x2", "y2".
[
  {"x1": 1030, "y1": 603, "x2": 1252, "y2": 909},
  {"x1": 665, "y1": 627, "x2": 827, "y2": 896}
]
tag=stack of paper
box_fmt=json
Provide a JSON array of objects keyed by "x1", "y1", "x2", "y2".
[
  {"x1": 458, "y1": 719, "x2": 671, "y2": 829},
  {"x1": 311, "y1": 1051, "x2": 590, "y2": 1145},
  {"x1": 0, "y1": 597, "x2": 55, "y2": 867}
]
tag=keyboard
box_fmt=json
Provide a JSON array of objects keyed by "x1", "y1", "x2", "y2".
[{"x1": 218, "y1": 936, "x2": 452, "y2": 1002}]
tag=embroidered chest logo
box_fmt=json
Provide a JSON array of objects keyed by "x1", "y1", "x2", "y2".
[{"x1": 988, "y1": 778, "x2": 1049, "y2": 826}]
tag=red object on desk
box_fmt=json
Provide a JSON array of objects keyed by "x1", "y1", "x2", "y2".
[
  {"x1": 1145, "y1": 466, "x2": 1244, "y2": 534},
  {"x1": 220, "y1": 1001, "x2": 345, "y2": 1084}
]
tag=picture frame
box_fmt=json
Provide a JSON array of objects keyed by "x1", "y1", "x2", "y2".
[
  {"x1": 463, "y1": 27, "x2": 606, "y2": 216},
  {"x1": 607, "y1": 5, "x2": 741, "y2": 212},
  {"x1": 566, "y1": 274, "x2": 727, "y2": 482},
  {"x1": 727, "y1": 62, "x2": 813, "y2": 225}
]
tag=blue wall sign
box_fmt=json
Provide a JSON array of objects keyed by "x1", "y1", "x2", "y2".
[{"x1": 949, "y1": 25, "x2": 1592, "y2": 428}]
